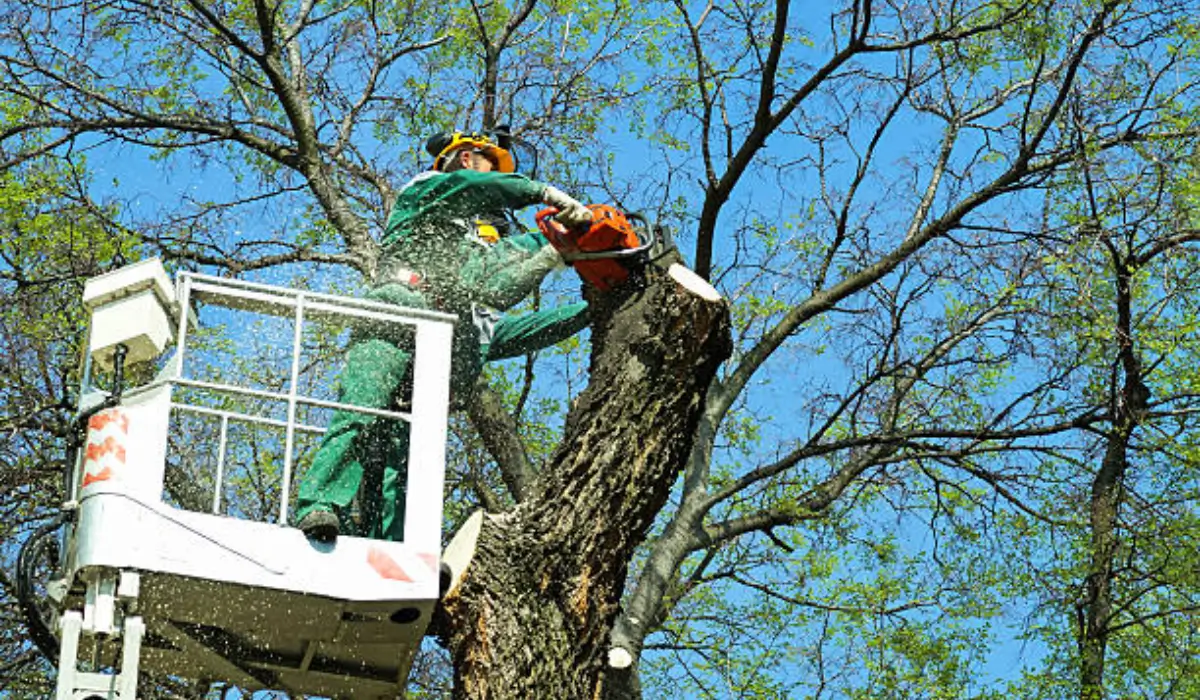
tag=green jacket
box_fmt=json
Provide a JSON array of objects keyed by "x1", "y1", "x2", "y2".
[{"x1": 380, "y1": 169, "x2": 558, "y2": 311}]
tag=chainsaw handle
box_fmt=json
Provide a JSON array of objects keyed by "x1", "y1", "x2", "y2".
[
  {"x1": 535, "y1": 206, "x2": 581, "y2": 257},
  {"x1": 535, "y1": 206, "x2": 564, "y2": 232},
  {"x1": 536, "y1": 206, "x2": 591, "y2": 235},
  {"x1": 565, "y1": 211, "x2": 657, "y2": 261}
]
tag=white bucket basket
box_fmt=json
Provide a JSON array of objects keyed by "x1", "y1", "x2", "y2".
[{"x1": 61, "y1": 261, "x2": 457, "y2": 699}]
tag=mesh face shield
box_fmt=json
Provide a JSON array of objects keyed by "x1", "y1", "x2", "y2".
[{"x1": 424, "y1": 126, "x2": 539, "y2": 177}]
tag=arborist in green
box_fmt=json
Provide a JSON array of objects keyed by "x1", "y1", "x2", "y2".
[{"x1": 294, "y1": 130, "x2": 594, "y2": 542}]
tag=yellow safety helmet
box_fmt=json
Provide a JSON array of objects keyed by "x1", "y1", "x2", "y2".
[{"x1": 425, "y1": 131, "x2": 516, "y2": 173}]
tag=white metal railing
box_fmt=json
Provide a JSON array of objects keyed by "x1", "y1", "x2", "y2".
[{"x1": 159, "y1": 272, "x2": 456, "y2": 526}]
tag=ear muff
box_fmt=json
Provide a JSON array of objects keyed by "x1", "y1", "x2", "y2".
[{"x1": 425, "y1": 133, "x2": 454, "y2": 158}]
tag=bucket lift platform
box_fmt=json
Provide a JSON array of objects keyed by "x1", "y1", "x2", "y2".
[{"x1": 50, "y1": 260, "x2": 456, "y2": 699}]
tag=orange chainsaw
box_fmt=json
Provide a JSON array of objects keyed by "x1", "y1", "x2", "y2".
[{"x1": 536, "y1": 204, "x2": 657, "y2": 291}]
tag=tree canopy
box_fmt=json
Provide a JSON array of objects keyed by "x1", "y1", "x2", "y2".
[{"x1": 1, "y1": 1, "x2": 1199, "y2": 698}]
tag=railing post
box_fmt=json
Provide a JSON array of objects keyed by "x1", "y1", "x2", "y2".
[
  {"x1": 403, "y1": 319, "x2": 454, "y2": 549},
  {"x1": 279, "y1": 293, "x2": 306, "y2": 525}
]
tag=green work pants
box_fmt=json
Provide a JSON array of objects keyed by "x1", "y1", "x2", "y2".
[{"x1": 294, "y1": 283, "x2": 588, "y2": 541}]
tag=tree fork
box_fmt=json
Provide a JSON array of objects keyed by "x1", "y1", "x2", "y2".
[{"x1": 439, "y1": 263, "x2": 731, "y2": 699}]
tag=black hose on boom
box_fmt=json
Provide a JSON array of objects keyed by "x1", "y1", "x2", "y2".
[{"x1": 16, "y1": 513, "x2": 68, "y2": 664}]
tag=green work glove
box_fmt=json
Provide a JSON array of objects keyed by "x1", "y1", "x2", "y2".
[{"x1": 541, "y1": 185, "x2": 594, "y2": 229}]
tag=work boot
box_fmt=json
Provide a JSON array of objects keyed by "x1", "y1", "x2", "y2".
[{"x1": 297, "y1": 509, "x2": 339, "y2": 543}]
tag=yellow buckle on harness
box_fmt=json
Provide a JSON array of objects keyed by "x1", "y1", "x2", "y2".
[{"x1": 475, "y1": 220, "x2": 500, "y2": 244}]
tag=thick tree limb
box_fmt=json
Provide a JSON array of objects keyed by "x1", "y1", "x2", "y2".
[
  {"x1": 439, "y1": 264, "x2": 731, "y2": 699},
  {"x1": 466, "y1": 384, "x2": 537, "y2": 503}
]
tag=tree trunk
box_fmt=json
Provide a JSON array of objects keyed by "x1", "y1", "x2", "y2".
[
  {"x1": 1079, "y1": 261, "x2": 1145, "y2": 700},
  {"x1": 1080, "y1": 434, "x2": 1126, "y2": 700},
  {"x1": 439, "y1": 263, "x2": 731, "y2": 698}
]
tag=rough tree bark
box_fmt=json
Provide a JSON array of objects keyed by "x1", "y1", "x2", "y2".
[{"x1": 438, "y1": 263, "x2": 731, "y2": 699}]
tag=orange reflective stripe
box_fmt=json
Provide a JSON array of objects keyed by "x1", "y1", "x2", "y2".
[
  {"x1": 367, "y1": 546, "x2": 414, "y2": 582},
  {"x1": 82, "y1": 466, "x2": 114, "y2": 488},
  {"x1": 417, "y1": 552, "x2": 439, "y2": 573},
  {"x1": 85, "y1": 437, "x2": 127, "y2": 464},
  {"x1": 88, "y1": 410, "x2": 129, "y2": 433}
]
